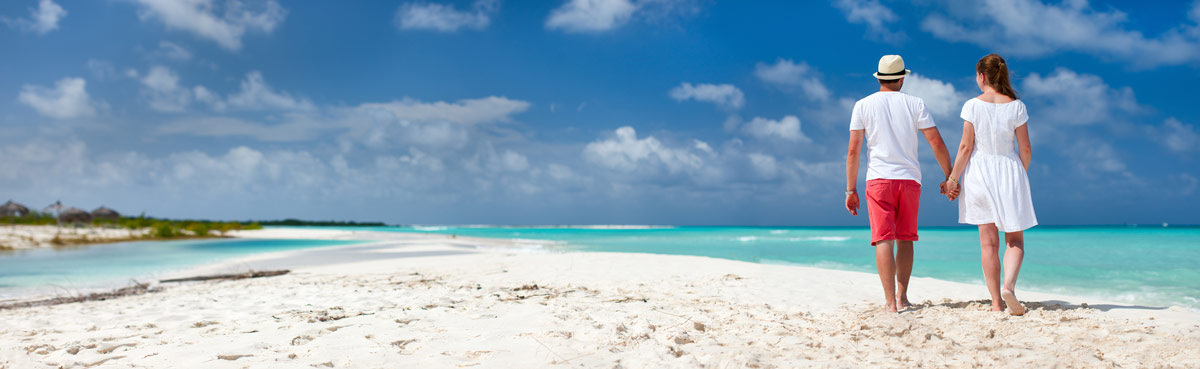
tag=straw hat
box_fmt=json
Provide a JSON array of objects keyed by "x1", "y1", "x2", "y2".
[{"x1": 874, "y1": 55, "x2": 910, "y2": 80}]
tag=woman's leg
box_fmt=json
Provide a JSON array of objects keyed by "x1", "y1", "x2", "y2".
[
  {"x1": 1002, "y1": 231, "x2": 1025, "y2": 292},
  {"x1": 978, "y1": 224, "x2": 1003, "y2": 311}
]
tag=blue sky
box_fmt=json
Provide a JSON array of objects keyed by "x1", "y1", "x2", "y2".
[{"x1": 1, "y1": 0, "x2": 1198, "y2": 225}]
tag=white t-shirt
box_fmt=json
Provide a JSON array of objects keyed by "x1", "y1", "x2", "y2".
[{"x1": 849, "y1": 91, "x2": 936, "y2": 184}]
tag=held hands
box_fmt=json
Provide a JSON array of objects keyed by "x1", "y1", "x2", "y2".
[{"x1": 939, "y1": 179, "x2": 961, "y2": 201}]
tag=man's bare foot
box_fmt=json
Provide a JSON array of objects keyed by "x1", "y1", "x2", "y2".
[
  {"x1": 990, "y1": 302, "x2": 1005, "y2": 312},
  {"x1": 882, "y1": 302, "x2": 898, "y2": 313},
  {"x1": 896, "y1": 296, "x2": 913, "y2": 310}
]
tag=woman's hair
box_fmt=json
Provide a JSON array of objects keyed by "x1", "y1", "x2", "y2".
[{"x1": 976, "y1": 54, "x2": 1018, "y2": 100}]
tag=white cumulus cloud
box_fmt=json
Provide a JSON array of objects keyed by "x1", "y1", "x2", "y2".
[
  {"x1": 583, "y1": 126, "x2": 707, "y2": 174},
  {"x1": 3, "y1": 0, "x2": 66, "y2": 34},
  {"x1": 742, "y1": 115, "x2": 810, "y2": 142},
  {"x1": 355, "y1": 96, "x2": 530, "y2": 125},
  {"x1": 395, "y1": 0, "x2": 498, "y2": 32},
  {"x1": 754, "y1": 58, "x2": 830, "y2": 101},
  {"x1": 900, "y1": 73, "x2": 969, "y2": 118},
  {"x1": 545, "y1": 0, "x2": 700, "y2": 33},
  {"x1": 157, "y1": 41, "x2": 193, "y2": 61},
  {"x1": 833, "y1": 0, "x2": 903, "y2": 43},
  {"x1": 546, "y1": 0, "x2": 637, "y2": 32},
  {"x1": 1158, "y1": 118, "x2": 1200, "y2": 153},
  {"x1": 131, "y1": 0, "x2": 286, "y2": 51},
  {"x1": 18, "y1": 77, "x2": 101, "y2": 119},
  {"x1": 139, "y1": 66, "x2": 193, "y2": 112},
  {"x1": 224, "y1": 71, "x2": 315, "y2": 111},
  {"x1": 920, "y1": 0, "x2": 1200, "y2": 68},
  {"x1": 747, "y1": 153, "x2": 778, "y2": 179},
  {"x1": 489, "y1": 150, "x2": 531, "y2": 172},
  {"x1": 668, "y1": 82, "x2": 744, "y2": 110},
  {"x1": 1022, "y1": 68, "x2": 1142, "y2": 125},
  {"x1": 155, "y1": 116, "x2": 331, "y2": 142}
]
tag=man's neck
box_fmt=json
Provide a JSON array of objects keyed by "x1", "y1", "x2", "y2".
[{"x1": 879, "y1": 86, "x2": 901, "y2": 92}]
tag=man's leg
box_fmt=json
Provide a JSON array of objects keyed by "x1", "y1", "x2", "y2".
[
  {"x1": 893, "y1": 180, "x2": 920, "y2": 310},
  {"x1": 895, "y1": 240, "x2": 914, "y2": 309},
  {"x1": 875, "y1": 239, "x2": 898, "y2": 313}
]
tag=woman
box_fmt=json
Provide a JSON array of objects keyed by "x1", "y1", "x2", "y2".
[{"x1": 945, "y1": 54, "x2": 1038, "y2": 316}]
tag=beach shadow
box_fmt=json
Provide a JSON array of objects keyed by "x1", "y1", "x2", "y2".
[
  {"x1": 902, "y1": 299, "x2": 1168, "y2": 313},
  {"x1": 898, "y1": 299, "x2": 993, "y2": 314},
  {"x1": 1035, "y1": 300, "x2": 1168, "y2": 312}
]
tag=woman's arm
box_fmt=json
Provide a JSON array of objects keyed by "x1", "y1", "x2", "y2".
[
  {"x1": 1015, "y1": 124, "x2": 1031, "y2": 171},
  {"x1": 947, "y1": 120, "x2": 976, "y2": 198}
]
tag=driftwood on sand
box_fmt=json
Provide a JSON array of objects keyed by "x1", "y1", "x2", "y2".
[
  {"x1": 159, "y1": 270, "x2": 290, "y2": 283},
  {"x1": 0, "y1": 270, "x2": 291, "y2": 310},
  {"x1": 0, "y1": 283, "x2": 159, "y2": 311}
]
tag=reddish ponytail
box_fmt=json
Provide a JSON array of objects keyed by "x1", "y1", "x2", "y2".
[{"x1": 976, "y1": 54, "x2": 1018, "y2": 100}]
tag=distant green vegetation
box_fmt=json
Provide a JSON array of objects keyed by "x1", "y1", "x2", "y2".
[
  {"x1": 0, "y1": 213, "x2": 387, "y2": 246},
  {"x1": 1, "y1": 213, "x2": 263, "y2": 240},
  {"x1": 1, "y1": 213, "x2": 58, "y2": 226},
  {"x1": 253, "y1": 219, "x2": 386, "y2": 227}
]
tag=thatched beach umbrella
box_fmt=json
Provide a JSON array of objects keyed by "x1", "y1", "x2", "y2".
[
  {"x1": 0, "y1": 200, "x2": 30, "y2": 217},
  {"x1": 91, "y1": 206, "x2": 120, "y2": 222},
  {"x1": 58, "y1": 207, "x2": 92, "y2": 225},
  {"x1": 42, "y1": 201, "x2": 65, "y2": 217}
]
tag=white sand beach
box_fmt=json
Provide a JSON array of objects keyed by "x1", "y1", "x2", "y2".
[
  {"x1": 1, "y1": 228, "x2": 1197, "y2": 368},
  {"x1": 0, "y1": 225, "x2": 152, "y2": 250}
]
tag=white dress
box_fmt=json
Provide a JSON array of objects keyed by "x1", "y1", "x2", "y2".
[{"x1": 958, "y1": 98, "x2": 1038, "y2": 232}]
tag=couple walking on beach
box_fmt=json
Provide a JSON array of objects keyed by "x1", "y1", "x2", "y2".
[{"x1": 845, "y1": 54, "x2": 1037, "y2": 315}]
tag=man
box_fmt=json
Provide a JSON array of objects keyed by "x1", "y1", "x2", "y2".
[{"x1": 845, "y1": 55, "x2": 953, "y2": 313}]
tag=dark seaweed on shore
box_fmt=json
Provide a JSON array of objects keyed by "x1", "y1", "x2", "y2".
[
  {"x1": 160, "y1": 270, "x2": 290, "y2": 283},
  {"x1": 0, "y1": 270, "x2": 291, "y2": 310},
  {"x1": 0, "y1": 283, "x2": 159, "y2": 310}
]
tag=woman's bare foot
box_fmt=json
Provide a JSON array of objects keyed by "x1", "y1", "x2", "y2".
[
  {"x1": 1001, "y1": 289, "x2": 1025, "y2": 316},
  {"x1": 896, "y1": 296, "x2": 913, "y2": 310}
]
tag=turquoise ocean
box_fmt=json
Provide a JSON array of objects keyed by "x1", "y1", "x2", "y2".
[
  {"x1": 369, "y1": 225, "x2": 1200, "y2": 311},
  {"x1": 0, "y1": 238, "x2": 362, "y2": 299},
  {"x1": 1, "y1": 226, "x2": 1197, "y2": 312}
]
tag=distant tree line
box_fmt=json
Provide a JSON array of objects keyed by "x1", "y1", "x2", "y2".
[
  {"x1": 251, "y1": 219, "x2": 386, "y2": 227},
  {"x1": 1, "y1": 213, "x2": 262, "y2": 239},
  {"x1": 3, "y1": 213, "x2": 385, "y2": 242}
]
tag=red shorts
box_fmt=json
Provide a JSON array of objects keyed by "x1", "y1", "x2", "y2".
[{"x1": 865, "y1": 179, "x2": 920, "y2": 246}]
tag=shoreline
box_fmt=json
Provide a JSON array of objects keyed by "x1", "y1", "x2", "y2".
[
  {"x1": 0, "y1": 224, "x2": 232, "y2": 250},
  {"x1": 2, "y1": 227, "x2": 1196, "y2": 316},
  {"x1": 1, "y1": 228, "x2": 1197, "y2": 367},
  {"x1": 238, "y1": 228, "x2": 1198, "y2": 315},
  {"x1": 220, "y1": 229, "x2": 1200, "y2": 319}
]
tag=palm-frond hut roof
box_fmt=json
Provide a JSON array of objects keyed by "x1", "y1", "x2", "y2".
[
  {"x1": 42, "y1": 201, "x2": 65, "y2": 216},
  {"x1": 91, "y1": 206, "x2": 120, "y2": 221},
  {"x1": 58, "y1": 207, "x2": 93, "y2": 224},
  {"x1": 0, "y1": 200, "x2": 30, "y2": 217}
]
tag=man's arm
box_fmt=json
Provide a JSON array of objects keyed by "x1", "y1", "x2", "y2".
[
  {"x1": 846, "y1": 129, "x2": 865, "y2": 216},
  {"x1": 920, "y1": 127, "x2": 953, "y2": 180}
]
